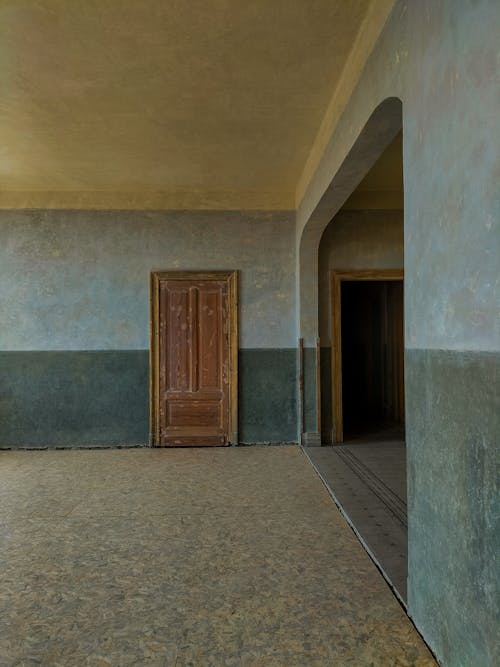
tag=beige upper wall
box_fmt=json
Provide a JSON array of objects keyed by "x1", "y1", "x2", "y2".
[{"x1": 0, "y1": 0, "x2": 396, "y2": 210}]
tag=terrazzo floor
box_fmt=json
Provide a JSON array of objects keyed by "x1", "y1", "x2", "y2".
[
  {"x1": 304, "y1": 436, "x2": 408, "y2": 601},
  {"x1": 0, "y1": 446, "x2": 436, "y2": 666}
]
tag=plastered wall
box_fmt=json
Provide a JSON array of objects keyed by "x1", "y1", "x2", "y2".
[
  {"x1": 296, "y1": 1, "x2": 499, "y2": 664},
  {"x1": 0, "y1": 209, "x2": 299, "y2": 445},
  {"x1": 0, "y1": 210, "x2": 296, "y2": 350}
]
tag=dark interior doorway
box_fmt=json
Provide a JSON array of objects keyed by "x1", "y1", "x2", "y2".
[
  {"x1": 341, "y1": 279, "x2": 404, "y2": 440},
  {"x1": 330, "y1": 269, "x2": 404, "y2": 443}
]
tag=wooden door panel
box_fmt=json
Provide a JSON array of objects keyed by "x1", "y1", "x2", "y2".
[
  {"x1": 166, "y1": 400, "x2": 221, "y2": 428},
  {"x1": 163, "y1": 284, "x2": 191, "y2": 392},
  {"x1": 198, "y1": 288, "x2": 223, "y2": 390},
  {"x1": 151, "y1": 272, "x2": 237, "y2": 446}
]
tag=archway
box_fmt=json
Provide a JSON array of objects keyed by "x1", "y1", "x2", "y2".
[
  {"x1": 299, "y1": 97, "x2": 407, "y2": 601},
  {"x1": 297, "y1": 99, "x2": 402, "y2": 340}
]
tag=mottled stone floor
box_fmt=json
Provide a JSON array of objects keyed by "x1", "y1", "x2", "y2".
[{"x1": 0, "y1": 446, "x2": 436, "y2": 666}]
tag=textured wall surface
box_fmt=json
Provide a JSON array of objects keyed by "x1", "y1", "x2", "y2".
[
  {"x1": 296, "y1": 1, "x2": 499, "y2": 664},
  {"x1": 0, "y1": 350, "x2": 298, "y2": 446},
  {"x1": 0, "y1": 209, "x2": 295, "y2": 350},
  {"x1": 0, "y1": 351, "x2": 149, "y2": 446},
  {"x1": 406, "y1": 349, "x2": 499, "y2": 667},
  {"x1": 0, "y1": 209, "x2": 299, "y2": 446},
  {"x1": 239, "y1": 349, "x2": 297, "y2": 443},
  {"x1": 297, "y1": 0, "x2": 500, "y2": 352}
]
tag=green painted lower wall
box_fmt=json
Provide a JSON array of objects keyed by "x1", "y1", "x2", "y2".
[
  {"x1": 406, "y1": 348, "x2": 499, "y2": 667},
  {"x1": 239, "y1": 349, "x2": 297, "y2": 443},
  {"x1": 302, "y1": 346, "x2": 333, "y2": 441},
  {"x1": 0, "y1": 349, "x2": 298, "y2": 447},
  {"x1": 0, "y1": 351, "x2": 150, "y2": 446},
  {"x1": 302, "y1": 347, "x2": 318, "y2": 434}
]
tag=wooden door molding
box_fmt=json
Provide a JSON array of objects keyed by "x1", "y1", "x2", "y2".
[
  {"x1": 150, "y1": 270, "x2": 238, "y2": 446},
  {"x1": 330, "y1": 269, "x2": 404, "y2": 443}
]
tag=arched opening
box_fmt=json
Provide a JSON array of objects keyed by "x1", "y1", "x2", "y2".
[
  {"x1": 320, "y1": 132, "x2": 405, "y2": 444},
  {"x1": 297, "y1": 97, "x2": 403, "y2": 349},
  {"x1": 299, "y1": 99, "x2": 408, "y2": 603}
]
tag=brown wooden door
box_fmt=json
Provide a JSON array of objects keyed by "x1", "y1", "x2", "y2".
[{"x1": 151, "y1": 271, "x2": 238, "y2": 446}]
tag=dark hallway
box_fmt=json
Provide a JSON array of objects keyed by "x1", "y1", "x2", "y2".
[{"x1": 341, "y1": 279, "x2": 405, "y2": 441}]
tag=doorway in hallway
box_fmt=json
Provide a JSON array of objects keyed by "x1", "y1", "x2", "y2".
[
  {"x1": 312, "y1": 268, "x2": 407, "y2": 600},
  {"x1": 331, "y1": 269, "x2": 404, "y2": 443}
]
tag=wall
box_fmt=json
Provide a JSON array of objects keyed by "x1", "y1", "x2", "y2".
[
  {"x1": 296, "y1": 1, "x2": 499, "y2": 665},
  {"x1": 318, "y1": 209, "x2": 403, "y2": 442},
  {"x1": 0, "y1": 209, "x2": 298, "y2": 446}
]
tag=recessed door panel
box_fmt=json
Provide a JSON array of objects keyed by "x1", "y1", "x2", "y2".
[
  {"x1": 198, "y1": 288, "x2": 222, "y2": 390},
  {"x1": 163, "y1": 285, "x2": 191, "y2": 392},
  {"x1": 166, "y1": 400, "x2": 221, "y2": 428}
]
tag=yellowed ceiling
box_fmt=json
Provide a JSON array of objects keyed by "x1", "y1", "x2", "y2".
[{"x1": 0, "y1": 0, "x2": 395, "y2": 209}]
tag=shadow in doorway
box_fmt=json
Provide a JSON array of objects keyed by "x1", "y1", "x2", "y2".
[{"x1": 341, "y1": 280, "x2": 405, "y2": 442}]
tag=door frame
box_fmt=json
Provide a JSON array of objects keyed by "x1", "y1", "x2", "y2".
[
  {"x1": 330, "y1": 269, "x2": 404, "y2": 443},
  {"x1": 149, "y1": 270, "x2": 238, "y2": 446}
]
